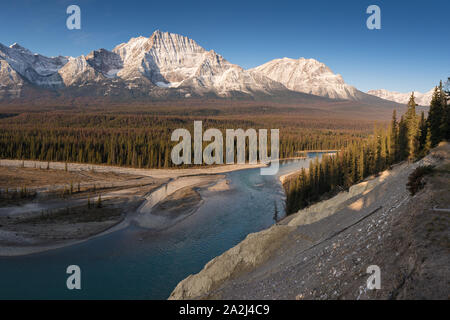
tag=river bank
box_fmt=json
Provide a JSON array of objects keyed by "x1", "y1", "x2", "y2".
[
  {"x1": 0, "y1": 159, "x2": 265, "y2": 179},
  {"x1": 0, "y1": 159, "x2": 259, "y2": 257},
  {"x1": 169, "y1": 143, "x2": 450, "y2": 300},
  {"x1": 0, "y1": 154, "x2": 328, "y2": 299}
]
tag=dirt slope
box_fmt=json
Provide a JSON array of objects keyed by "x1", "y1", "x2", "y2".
[{"x1": 170, "y1": 143, "x2": 450, "y2": 300}]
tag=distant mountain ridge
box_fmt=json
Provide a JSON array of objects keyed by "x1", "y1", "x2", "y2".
[
  {"x1": 249, "y1": 57, "x2": 370, "y2": 101},
  {"x1": 0, "y1": 30, "x2": 400, "y2": 106},
  {"x1": 367, "y1": 88, "x2": 434, "y2": 106}
]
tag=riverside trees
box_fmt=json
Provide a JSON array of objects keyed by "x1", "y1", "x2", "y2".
[{"x1": 285, "y1": 81, "x2": 449, "y2": 214}]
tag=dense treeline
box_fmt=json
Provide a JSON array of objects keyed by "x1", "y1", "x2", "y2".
[
  {"x1": 285, "y1": 80, "x2": 450, "y2": 214},
  {"x1": 0, "y1": 113, "x2": 369, "y2": 168}
]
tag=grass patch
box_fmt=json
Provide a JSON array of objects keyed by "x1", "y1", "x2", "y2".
[{"x1": 18, "y1": 205, "x2": 122, "y2": 225}]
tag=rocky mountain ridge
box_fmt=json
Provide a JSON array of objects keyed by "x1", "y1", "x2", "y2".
[{"x1": 0, "y1": 30, "x2": 402, "y2": 106}]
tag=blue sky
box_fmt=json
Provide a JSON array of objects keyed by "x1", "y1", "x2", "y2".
[{"x1": 1, "y1": 0, "x2": 448, "y2": 93}]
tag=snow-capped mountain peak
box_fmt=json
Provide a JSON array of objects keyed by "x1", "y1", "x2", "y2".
[
  {"x1": 0, "y1": 31, "x2": 404, "y2": 104},
  {"x1": 0, "y1": 31, "x2": 288, "y2": 99},
  {"x1": 113, "y1": 31, "x2": 211, "y2": 82},
  {"x1": 109, "y1": 30, "x2": 285, "y2": 95},
  {"x1": 249, "y1": 57, "x2": 363, "y2": 100}
]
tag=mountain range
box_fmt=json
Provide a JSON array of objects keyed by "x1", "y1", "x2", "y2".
[
  {"x1": 0, "y1": 30, "x2": 423, "y2": 106},
  {"x1": 367, "y1": 88, "x2": 434, "y2": 106}
]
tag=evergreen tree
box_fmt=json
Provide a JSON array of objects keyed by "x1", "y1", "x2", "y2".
[
  {"x1": 416, "y1": 111, "x2": 428, "y2": 158},
  {"x1": 398, "y1": 116, "x2": 409, "y2": 160},
  {"x1": 424, "y1": 127, "x2": 432, "y2": 154},
  {"x1": 405, "y1": 93, "x2": 418, "y2": 158},
  {"x1": 439, "y1": 79, "x2": 450, "y2": 140},
  {"x1": 428, "y1": 86, "x2": 443, "y2": 146},
  {"x1": 389, "y1": 110, "x2": 398, "y2": 163},
  {"x1": 283, "y1": 98, "x2": 444, "y2": 215}
]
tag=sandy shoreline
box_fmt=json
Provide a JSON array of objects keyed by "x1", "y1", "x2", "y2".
[{"x1": 0, "y1": 159, "x2": 266, "y2": 179}]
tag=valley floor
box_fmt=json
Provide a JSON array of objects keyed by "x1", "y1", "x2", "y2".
[{"x1": 170, "y1": 143, "x2": 450, "y2": 300}]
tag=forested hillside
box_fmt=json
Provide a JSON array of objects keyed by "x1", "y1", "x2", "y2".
[
  {"x1": 0, "y1": 108, "x2": 372, "y2": 168},
  {"x1": 285, "y1": 80, "x2": 450, "y2": 214}
]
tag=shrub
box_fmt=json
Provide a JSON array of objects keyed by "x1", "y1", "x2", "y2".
[{"x1": 407, "y1": 165, "x2": 434, "y2": 195}]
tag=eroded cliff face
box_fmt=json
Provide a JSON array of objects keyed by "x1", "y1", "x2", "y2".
[
  {"x1": 169, "y1": 224, "x2": 294, "y2": 300},
  {"x1": 169, "y1": 143, "x2": 449, "y2": 300}
]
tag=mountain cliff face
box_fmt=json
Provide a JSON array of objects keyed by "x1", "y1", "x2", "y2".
[
  {"x1": 367, "y1": 88, "x2": 434, "y2": 106},
  {"x1": 0, "y1": 58, "x2": 25, "y2": 99},
  {"x1": 0, "y1": 43, "x2": 68, "y2": 89},
  {"x1": 0, "y1": 31, "x2": 396, "y2": 104}
]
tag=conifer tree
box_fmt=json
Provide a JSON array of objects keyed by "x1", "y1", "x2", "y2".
[
  {"x1": 389, "y1": 110, "x2": 398, "y2": 163},
  {"x1": 439, "y1": 79, "x2": 450, "y2": 140},
  {"x1": 428, "y1": 86, "x2": 443, "y2": 146},
  {"x1": 405, "y1": 93, "x2": 418, "y2": 158},
  {"x1": 424, "y1": 128, "x2": 432, "y2": 154},
  {"x1": 398, "y1": 116, "x2": 409, "y2": 160},
  {"x1": 414, "y1": 111, "x2": 428, "y2": 159}
]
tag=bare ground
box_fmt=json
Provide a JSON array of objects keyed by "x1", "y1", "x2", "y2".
[
  {"x1": 0, "y1": 166, "x2": 145, "y2": 189},
  {"x1": 0, "y1": 161, "x2": 232, "y2": 256}
]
